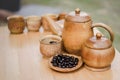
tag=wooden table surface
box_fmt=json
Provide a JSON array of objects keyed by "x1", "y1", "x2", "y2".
[{"x1": 0, "y1": 26, "x2": 120, "y2": 80}]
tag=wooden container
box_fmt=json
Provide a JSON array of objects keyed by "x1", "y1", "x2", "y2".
[
  {"x1": 7, "y1": 15, "x2": 25, "y2": 34},
  {"x1": 26, "y1": 16, "x2": 41, "y2": 32},
  {"x1": 40, "y1": 35, "x2": 62, "y2": 57},
  {"x1": 81, "y1": 31, "x2": 115, "y2": 71},
  {"x1": 49, "y1": 53, "x2": 83, "y2": 72},
  {"x1": 62, "y1": 8, "x2": 114, "y2": 55}
]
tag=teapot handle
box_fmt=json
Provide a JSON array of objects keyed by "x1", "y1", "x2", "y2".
[{"x1": 92, "y1": 23, "x2": 114, "y2": 42}]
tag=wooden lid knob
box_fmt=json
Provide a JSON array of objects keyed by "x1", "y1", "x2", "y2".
[
  {"x1": 96, "y1": 33, "x2": 102, "y2": 39},
  {"x1": 75, "y1": 8, "x2": 80, "y2": 14}
]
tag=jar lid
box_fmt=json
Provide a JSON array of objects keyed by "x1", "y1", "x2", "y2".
[
  {"x1": 65, "y1": 8, "x2": 91, "y2": 22},
  {"x1": 85, "y1": 33, "x2": 112, "y2": 49}
]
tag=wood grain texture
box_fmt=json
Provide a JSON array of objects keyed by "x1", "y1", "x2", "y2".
[{"x1": 0, "y1": 26, "x2": 120, "y2": 80}]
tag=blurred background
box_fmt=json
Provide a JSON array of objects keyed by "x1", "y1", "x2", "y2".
[{"x1": 0, "y1": 0, "x2": 120, "y2": 51}]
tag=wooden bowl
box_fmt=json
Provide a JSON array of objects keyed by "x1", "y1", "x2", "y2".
[
  {"x1": 7, "y1": 15, "x2": 25, "y2": 34},
  {"x1": 48, "y1": 53, "x2": 83, "y2": 72},
  {"x1": 25, "y1": 15, "x2": 41, "y2": 32}
]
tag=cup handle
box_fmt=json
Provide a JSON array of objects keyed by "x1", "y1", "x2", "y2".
[{"x1": 92, "y1": 23, "x2": 114, "y2": 42}]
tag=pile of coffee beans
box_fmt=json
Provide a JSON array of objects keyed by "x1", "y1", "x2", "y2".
[{"x1": 51, "y1": 54, "x2": 79, "y2": 68}]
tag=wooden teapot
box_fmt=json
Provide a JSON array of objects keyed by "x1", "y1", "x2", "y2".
[
  {"x1": 62, "y1": 8, "x2": 114, "y2": 55},
  {"x1": 81, "y1": 30, "x2": 115, "y2": 71}
]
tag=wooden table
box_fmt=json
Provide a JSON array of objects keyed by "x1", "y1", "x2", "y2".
[{"x1": 0, "y1": 26, "x2": 120, "y2": 80}]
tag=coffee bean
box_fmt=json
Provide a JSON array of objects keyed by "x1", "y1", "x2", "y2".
[{"x1": 49, "y1": 41, "x2": 57, "y2": 44}]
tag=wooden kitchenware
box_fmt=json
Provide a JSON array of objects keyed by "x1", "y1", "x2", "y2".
[
  {"x1": 40, "y1": 35, "x2": 62, "y2": 57},
  {"x1": 49, "y1": 53, "x2": 83, "y2": 72},
  {"x1": 26, "y1": 15, "x2": 41, "y2": 32},
  {"x1": 62, "y1": 8, "x2": 114, "y2": 55},
  {"x1": 41, "y1": 15, "x2": 63, "y2": 36},
  {"x1": 7, "y1": 15, "x2": 25, "y2": 34},
  {"x1": 81, "y1": 24, "x2": 115, "y2": 71}
]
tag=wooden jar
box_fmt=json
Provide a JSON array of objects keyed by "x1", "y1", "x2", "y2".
[
  {"x1": 26, "y1": 16, "x2": 41, "y2": 32},
  {"x1": 81, "y1": 30, "x2": 115, "y2": 71},
  {"x1": 40, "y1": 35, "x2": 62, "y2": 57},
  {"x1": 7, "y1": 15, "x2": 25, "y2": 34}
]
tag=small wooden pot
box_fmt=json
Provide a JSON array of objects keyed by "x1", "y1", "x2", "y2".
[
  {"x1": 7, "y1": 15, "x2": 25, "y2": 34},
  {"x1": 40, "y1": 35, "x2": 62, "y2": 57},
  {"x1": 81, "y1": 32, "x2": 115, "y2": 71},
  {"x1": 26, "y1": 16, "x2": 41, "y2": 32}
]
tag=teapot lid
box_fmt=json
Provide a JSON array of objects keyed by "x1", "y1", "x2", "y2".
[
  {"x1": 85, "y1": 33, "x2": 112, "y2": 49},
  {"x1": 65, "y1": 8, "x2": 91, "y2": 22}
]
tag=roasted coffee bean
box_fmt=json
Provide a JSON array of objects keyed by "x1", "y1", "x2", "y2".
[
  {"x1": 49, "y1": 41, "x2": 57, "y2": 44},
  {"x1": 52, "y1": 63, "x2": 58, "y2": 67}
]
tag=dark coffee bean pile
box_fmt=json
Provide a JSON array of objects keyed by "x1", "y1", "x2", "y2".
[{"x1": 51, "y1": 54, "x2": 79, "y2": 68}]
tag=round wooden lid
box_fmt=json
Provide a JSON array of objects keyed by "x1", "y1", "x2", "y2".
[
  {"x1": 85, "y1": 33, "x2": 112, "y2": 49},
  {"x1": 65, "y1": 8, "x2": 91, "y2": 22}
]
